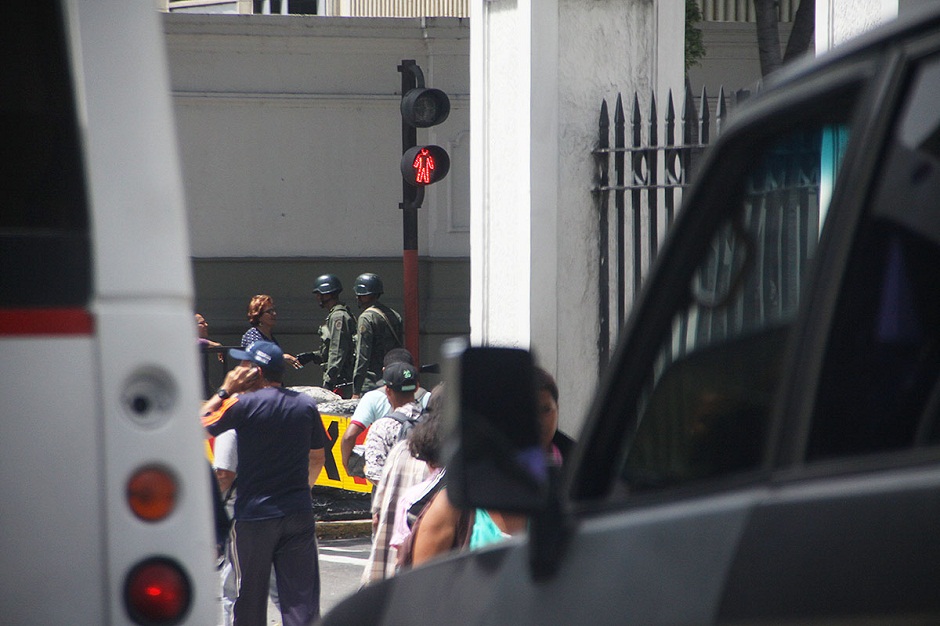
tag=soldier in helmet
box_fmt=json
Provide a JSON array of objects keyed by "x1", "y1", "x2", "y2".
[
  {"x1": 351, "y1": 273, "x2": 404, "y2": 397},
  {"x1": 298, "y1": 274, "x2": 356, "y2": 397}
]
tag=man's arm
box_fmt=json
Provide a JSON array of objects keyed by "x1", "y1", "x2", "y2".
[
  {"x1": 213, "y1": 430, "x2": 238, "y2": 493},
  {"x1": 308, "y1": 448, "x2": 326, "y2": 488},
  {"x1": 215, "y1": 468, "x2": 236, "y2": 494},
  {"x1": 324, "y1": 313, "x2": 346, "y2": 383},
  {"x1": 412, "y1": 488, "x2": 462, "y2": 566},
  {"x1": 340, "y1": 422, "x2": 364, "y2": 472}
]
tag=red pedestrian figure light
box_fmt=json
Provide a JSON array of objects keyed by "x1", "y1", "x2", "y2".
[
  {"x1": 400, "y1": 145, "x2": 449, "y2": 187},
  {"x1": 413, "y1": 148, "x2": 435, "y2": 184}
]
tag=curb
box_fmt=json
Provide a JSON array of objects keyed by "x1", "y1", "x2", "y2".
[{"x1": 316, "y1": 519, "x2": 372, "y2": 540}]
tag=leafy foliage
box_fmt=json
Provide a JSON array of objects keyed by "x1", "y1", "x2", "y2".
[{"x1": 686, "y1": 0, "x2": 706, "y2": 71}]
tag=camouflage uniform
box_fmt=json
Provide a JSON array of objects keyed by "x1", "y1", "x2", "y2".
[
  {"x1": 352, "y1": 301, "x2": 404, "y2": 395},
  {"x1": 316, "y1": 302, "x2": 356, "y2": 393}
]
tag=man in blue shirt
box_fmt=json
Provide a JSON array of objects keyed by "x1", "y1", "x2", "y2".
[{"x1": 202, "y1": 341, "x2": 327, "y2": 626}]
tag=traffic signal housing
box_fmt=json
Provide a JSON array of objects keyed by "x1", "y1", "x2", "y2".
[
  {"x1": 401, "y1": 86, "x2": 450, "y2": 128},
  {"x1": 399, "y1": 61, "x2": 451, "y2": 191}
]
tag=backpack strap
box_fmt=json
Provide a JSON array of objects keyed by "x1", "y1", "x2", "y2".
[
  {"x1": 397, "y1": 492, "x2": 475, "y2": 572},
  {"x1": 364, "y1": 305, "x2": 403, "y2": 347},
  {"x1": 384, "y1": 408, "x2": 424, "y2": 445},
  {"x1": 384, "y1": 409, "x2": 419, "y2": 425}
]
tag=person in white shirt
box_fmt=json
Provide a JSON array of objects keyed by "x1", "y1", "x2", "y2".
[{"x1": 340, "y1": 348, "x2": 428, "y2": 475}]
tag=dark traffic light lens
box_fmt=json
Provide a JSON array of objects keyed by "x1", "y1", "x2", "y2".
[{"x1": 401, "y1": 88, "x2": 450, "y2": 128}]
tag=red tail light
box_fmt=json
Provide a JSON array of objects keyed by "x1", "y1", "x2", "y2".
[{"x1": 124, "y1": 558, "x2": 191, "y2": 625}]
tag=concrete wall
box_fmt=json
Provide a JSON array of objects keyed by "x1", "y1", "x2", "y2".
[
  {"x1": 817, "y1": 0, "x2": 897, "y2": 53},
  {"x1": 163, "y1": 14, "x2": 470, "y2": 386},
  {"x1": 165, "y1": 14, "x2": 470, "y2": 259}
]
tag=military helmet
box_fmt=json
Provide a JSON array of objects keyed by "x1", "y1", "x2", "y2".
[
  {"x1": 353, "y1": 273, "x2": 384, "y2": 296},
  {"x1": 312, "y1": 274, "x2": 343, "y2": 295}
]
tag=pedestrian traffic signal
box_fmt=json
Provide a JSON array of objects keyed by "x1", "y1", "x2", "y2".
[
  {"x1": 399, "y1": 60, "x2": 450, "y2": 189},
  {"x1": 400, "y1": 145, "x2": 451, "y2": 186}
]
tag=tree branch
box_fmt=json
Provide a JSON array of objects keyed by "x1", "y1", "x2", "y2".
[
  {"x1": 754, "y1": 0, "x2": 782, "y2": 76},
  {"x1": 784, "y1": 0, "x2": 816, "y2": 63}
]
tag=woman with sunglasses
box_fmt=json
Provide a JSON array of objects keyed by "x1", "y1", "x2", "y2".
[{"x1": 241, "y1": 294, "x2": 302, "y2": 369}]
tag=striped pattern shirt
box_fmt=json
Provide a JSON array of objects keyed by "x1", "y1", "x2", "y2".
[{"x1": 360, "y1": 440, "x2": 429, "y2": 585}]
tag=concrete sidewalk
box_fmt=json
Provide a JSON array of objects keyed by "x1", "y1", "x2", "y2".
[{"x1": 316, "y1": 519, "x2": 371, "y2": 540}]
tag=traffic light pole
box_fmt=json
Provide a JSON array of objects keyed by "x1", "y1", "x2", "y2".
[{"x1": 399, "y1": 60, "x2": 421, "y2": 364}]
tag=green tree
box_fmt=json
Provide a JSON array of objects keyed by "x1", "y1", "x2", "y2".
[{"x1": 686, "y1": 0, "x2": 706, "y2": 71}]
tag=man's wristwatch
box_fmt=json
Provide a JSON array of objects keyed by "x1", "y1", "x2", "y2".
[{"x1": 217, "y1": 388, "x2": 231, "y2": 400}]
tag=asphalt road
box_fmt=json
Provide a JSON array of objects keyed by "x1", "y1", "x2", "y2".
[{"x1": 318, "y1": 535, "x2": 372, "y2": 616}]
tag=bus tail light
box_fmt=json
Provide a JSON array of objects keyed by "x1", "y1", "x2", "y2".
[
  {"x1": 124, "y1": 558, "x2": 191, "y2": 625},
  {"x1": 127, "y1": 465, "x2": 178, "y2": 522}
]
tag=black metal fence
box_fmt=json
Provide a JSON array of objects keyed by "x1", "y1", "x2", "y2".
[
  {"x1": 200, "y1": 345, "x2": 240, "y2": 398},
  {"x1": 591, "y1": 81, "x2": 748, "y2": 369}
]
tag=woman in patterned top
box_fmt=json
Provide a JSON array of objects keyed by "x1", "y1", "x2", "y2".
[{"x1": 241, "y1": 294, "x2": 301, "y2": 369}]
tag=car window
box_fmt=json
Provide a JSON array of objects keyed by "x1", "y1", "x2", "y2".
[
  {"x1": 0, "y1": 4, "x2": 90, "y2": 308},
  {"x1": 808, "y1": 54, "x2": 940, "y2": 460},
  {"x1": 617, "y1": 115, "x2": 854, "y2": 494}
]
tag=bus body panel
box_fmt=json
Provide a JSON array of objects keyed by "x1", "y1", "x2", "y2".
[
  {"x1": 95, "y1": 306, "x2": 217, "y2": 626},
  {"x1": 0, "y1": 337, "x2": 106, "y2": 624},
  {"x1": 0, "y1": 0, "x2": 217, "y2": 623},
  {"x1": 77, "y1": 0, "x2": 195, "y2": 300}
]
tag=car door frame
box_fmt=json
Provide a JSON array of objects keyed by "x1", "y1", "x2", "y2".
[
  {"x1": 566, "y1": 50, "x2": 884, "y2": 506},
  {"x1": 714, "y1": 30, "x2": 940, "y2": 624}
]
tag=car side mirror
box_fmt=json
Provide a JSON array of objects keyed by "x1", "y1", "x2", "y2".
[{"x1": 441, "y1": 340, "x2": 548, "y2": 513}]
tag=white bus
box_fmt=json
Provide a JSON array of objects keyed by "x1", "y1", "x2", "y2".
[{"x1": 0, "y1": 1, "x2": 216, "y2": 624}]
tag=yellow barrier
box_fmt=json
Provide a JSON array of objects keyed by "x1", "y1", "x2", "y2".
[{"x1": 315, "y1": 412, "x2": 373, "y2": 494}]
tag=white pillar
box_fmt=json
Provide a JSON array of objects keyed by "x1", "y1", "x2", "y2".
[
  {"x1": 470, "y1": 0, "x2": 544, "y2": 350},
  {"x1": 816, "y1": 0, "x2": 898, "y2": 54},
  {"x1": 471, "y1": 0, "x2": 683, "y2": 432}
]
